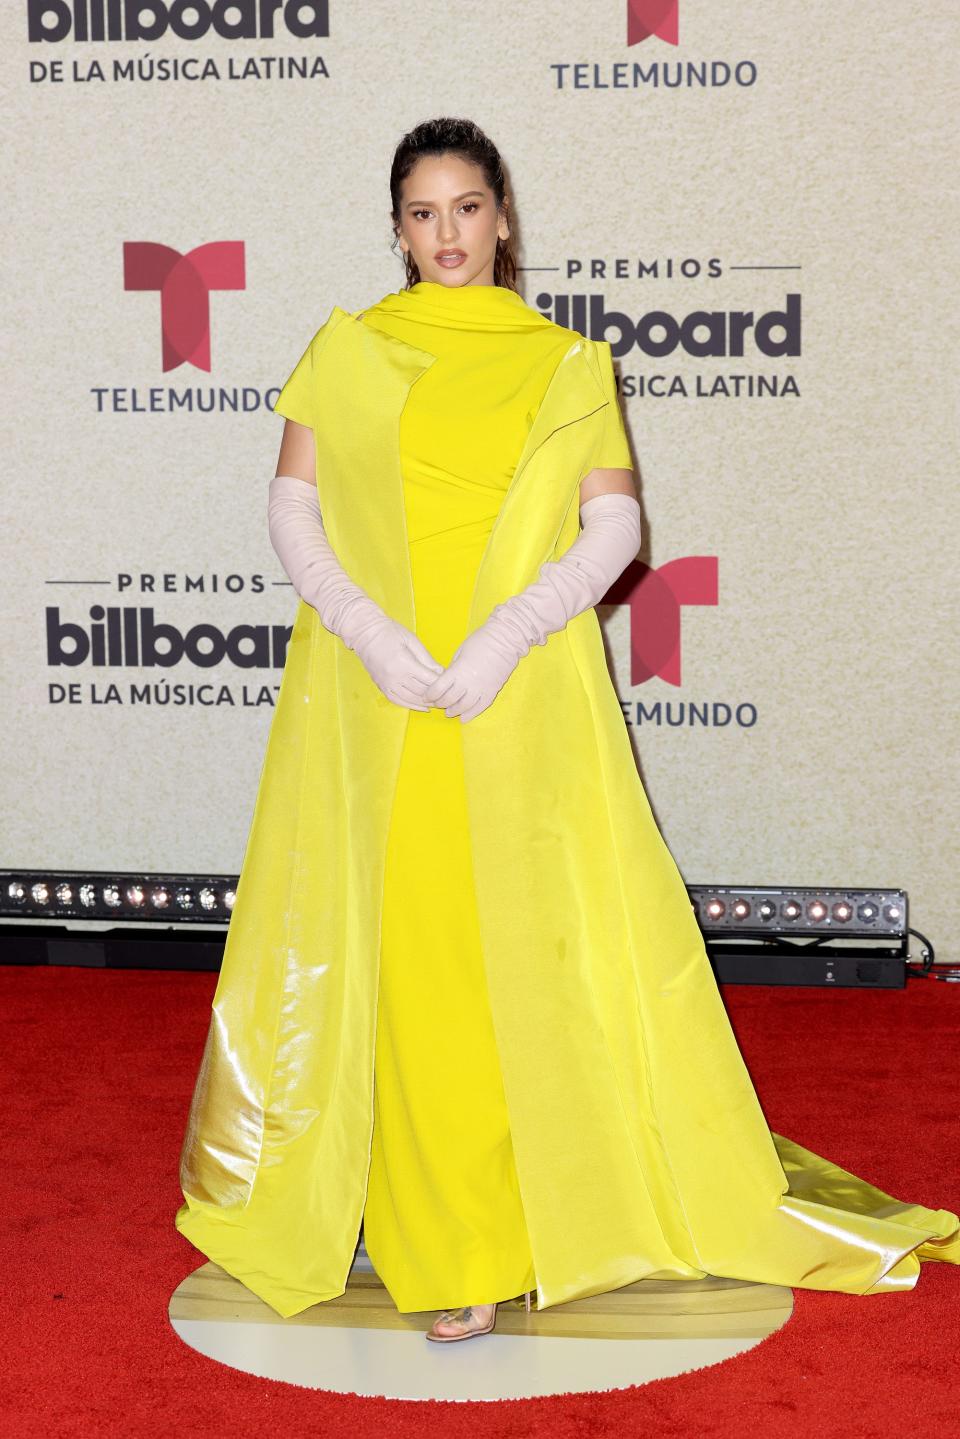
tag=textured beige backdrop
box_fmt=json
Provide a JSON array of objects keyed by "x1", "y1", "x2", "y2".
[{"x1": 2, "y1": 3, "x2": 957, "y2": 957}]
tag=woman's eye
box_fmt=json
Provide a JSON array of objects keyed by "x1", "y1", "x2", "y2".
[{"x1": 411, "y1": 203, "x2": 480, "y2": 221}]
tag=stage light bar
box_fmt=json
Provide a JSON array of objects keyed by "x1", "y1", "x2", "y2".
[
  {"x1": 688, "y1": 885, "x2": 906, "y2": 939},
  {"x1": 0, "y1": 874, "x2": 909, "y2": 937},
  {"x1": 0, "y1": 870, "x2": 237, "y2": 924},
  {"x1": 0, "y1": 872, "x2": 932, "y2": 988}
]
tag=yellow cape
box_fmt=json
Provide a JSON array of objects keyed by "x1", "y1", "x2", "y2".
[{"x1": 176, "y1": 305, "x2": 960, "y2": 1317}]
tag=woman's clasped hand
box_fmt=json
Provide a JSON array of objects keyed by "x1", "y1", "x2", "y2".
[
  {"x1": 349, "y1": 615, "x2": 446, "y2": 713},
  {"x1": 421, "y1": 624, "x2": 522, "y2": 721},
  {"x1": 382, "y1": 620, "x2": 520, "y2": 722},
  {"x1": 360, "y1": 609, "x2": 526, "y2": 720}
]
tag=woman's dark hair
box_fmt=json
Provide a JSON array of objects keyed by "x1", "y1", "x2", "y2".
[{"x1": 389, "y1": 117, "x2": 519, "y2": 291}]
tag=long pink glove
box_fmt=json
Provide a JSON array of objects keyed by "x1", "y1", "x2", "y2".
[
  {"x1": 268, "y1": 474, "x2": 444, "y2": 711},
  {"x1": 422, "y1": 492, "x2": 643, "y2": 721}
]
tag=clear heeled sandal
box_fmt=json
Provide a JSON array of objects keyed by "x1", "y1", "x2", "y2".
[{"x1": 425, "y1": 1287, "x2": 534, "y2": 1343}]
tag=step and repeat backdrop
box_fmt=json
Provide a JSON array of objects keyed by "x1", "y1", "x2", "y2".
[{"x1": 3, "y1": 3, "x2": 957, "y2": 950}]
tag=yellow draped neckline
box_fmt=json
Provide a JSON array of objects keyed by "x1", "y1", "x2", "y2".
[{"x1": 365, "y1": 279, "x2": 555, "y2": 334}]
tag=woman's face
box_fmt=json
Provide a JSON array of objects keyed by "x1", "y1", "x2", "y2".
[{"x1": 395, "y1": 153, "x2": 509, "y2": 287}]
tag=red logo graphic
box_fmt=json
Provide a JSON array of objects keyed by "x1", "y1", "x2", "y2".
[
  {"x1": 605, "y1": 556, "x2": 718, "y2": 686},
  {"x1": 123, "y1": 242, "x2": 245, "y2": 372},
  {"x1": 627, "y1": 1, "x2": 679, "y2": 47}
]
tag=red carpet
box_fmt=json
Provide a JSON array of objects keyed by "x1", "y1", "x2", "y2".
[{"x1": 1, "y1": 966, "x2": 957, "y2": 1437}]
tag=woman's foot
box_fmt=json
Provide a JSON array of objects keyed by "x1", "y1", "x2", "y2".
[{"x1": 425, "y1": 1301, "x2": 497, "y2": 1342}]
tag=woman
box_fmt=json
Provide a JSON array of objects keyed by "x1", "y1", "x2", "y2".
[{"x1": 176, "y1": 117, "x2": 959, "y2": 1344}]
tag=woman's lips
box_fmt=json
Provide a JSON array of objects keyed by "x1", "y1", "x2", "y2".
[{"x1": 435, "y1": 251, "x2": 466, "y2": 268}]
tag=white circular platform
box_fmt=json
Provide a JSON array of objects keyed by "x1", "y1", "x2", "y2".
[{"x1": 169, "y1": 1245, "x2": 793, "y2": 1401}]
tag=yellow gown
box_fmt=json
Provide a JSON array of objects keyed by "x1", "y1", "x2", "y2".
[
  {"x1": 174, "y1": 282, "x2": 960, "y2": 1320},
  {"x1": 357, "y1": 280, "x2": 630, "y2": 1309}
]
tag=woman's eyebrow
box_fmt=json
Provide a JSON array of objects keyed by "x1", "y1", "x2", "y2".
[{"x1": 404, "y1": 190, "x2": 485, "y2": 208}]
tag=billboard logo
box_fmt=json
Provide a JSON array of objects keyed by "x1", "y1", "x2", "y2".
[
  {"x1": 537, "y1": 291, "x2": 801, "y2": 361},
  {"x1": 627, "y1": 1, "x2": 679, "y2": 47},
  {"x1": 27, "y1": 1, "x2": 330, "y2": 42},
  {"x1": 46, "y1": 606, "x2": 290, "y2": 670},
  {"x1": 123, "y1": 241, "x2": 245, "y2": 372},
  {"x1": 605, "y1": 555, "x2": 717, "y2": 686}
]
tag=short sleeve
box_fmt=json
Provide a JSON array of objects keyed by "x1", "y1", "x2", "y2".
[
  {"x1": 273, "y1": 307, "x2": 343, "y2": 430},
  {"x1": 590, "y1": 340, "x2": 633, "y2": 471},
  {"x1": 274, "y1": 334, "x2": 316, "y2": 428}
]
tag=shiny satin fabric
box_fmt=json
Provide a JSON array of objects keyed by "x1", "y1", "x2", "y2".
[{"x1": 175, "y1": 303, "x2": 960, "y2": 1317}]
